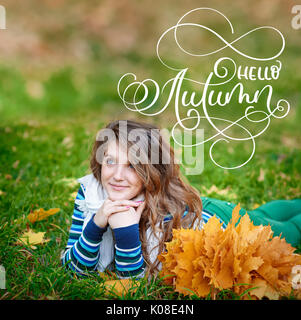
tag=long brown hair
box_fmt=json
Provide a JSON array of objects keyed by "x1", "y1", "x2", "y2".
[{"x1": 90, "y1": 120, "x2": 203, "y2": 276}]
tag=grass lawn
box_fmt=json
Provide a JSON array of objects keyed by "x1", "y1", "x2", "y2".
[{"x1": 0, "y1": 64, "x2": 300, "y2": 300}]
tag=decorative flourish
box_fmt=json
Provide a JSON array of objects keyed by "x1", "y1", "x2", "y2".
[{"x1": 117, "y1": 8, "x2": 290, "y2": 171}]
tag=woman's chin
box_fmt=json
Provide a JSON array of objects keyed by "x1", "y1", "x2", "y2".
[{"x1": 108, "y1": 191, "x2": 132, "y2": 201}]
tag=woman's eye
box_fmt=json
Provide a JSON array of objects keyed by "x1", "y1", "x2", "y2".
[
  {"x1": 129, "y1": 163, "x2": 134, "y2": 169},
  {"x1": 106, "y1": 158, "x2": 114, "y2": 165}
]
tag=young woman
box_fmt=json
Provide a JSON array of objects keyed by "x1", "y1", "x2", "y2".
[{"x1": 61, "y1": 120, "x2": 301, "y2": 279}]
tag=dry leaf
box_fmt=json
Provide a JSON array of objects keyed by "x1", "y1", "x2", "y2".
[
  {"x1": 202, "y1": 185, "x2": 237, "y2": 200},
  {"x1": 28, "y1": 208, "x2": 60, "y2": 223},
  {"x1": 70, "y1": 191, "x2": 78, "y2": 201},
  {"x1": 13, "y1": 160, "x2": 20, "y2": 169},
  {"x1": 56, "y1": 177, "x2": 78, "y2": 188},
  {"x1": 203, "y1": 185, "x2": 227, "y2": 195},
  {"x1": 62, "y1": 136, "x2": 74, "y2": 149},
  {"x1": 252, "y1": 203, "x2": 261, "y2": 210},
  {"x1": 279, "y1": 172, "x2": 290, "y2": 181},
  {"x1": 281, "y1": 136, "x2": 297, "y2": 148},
  {"x1": 98, "y1": 272, "x2": 139, "y2": 296},
  {"x1": 16, "y1": 229, "x2": 50, "y2": 246},
  {"x1": 104, "y1": 279, "x2": 138, "y2": 296},
  {"x1": 23, "y1": 131, "x2": 29, "y2": 139},
  {"x1": 158, "y1": 204, "x2": 301, "y2": 300},
  {"x1": 257, "y1": 168, "x2": 265, "y2": 182}
]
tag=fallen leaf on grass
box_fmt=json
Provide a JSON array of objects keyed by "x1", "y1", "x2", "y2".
[
  {"x1": 104, "y1": 279, "x2": 138, "y2": 296},
  {"x1": 98, "y1": 271, "x2": 140, "y2": 296},
  {"x1": 16, "y1": 229, "x2": 50, "y2": 247},
  {"x1": 288, "y1": 187, "x2": 301, "y2": 197},
  {"x1": 56, "y1": 177, "x2": 78, "y2": 188},
  {"x1": 252, "y1": 203, "x2": 261, "y2": 210},
  {"x1": 13, "y1": 160, "x2": 20, "y2": 169},
  {"x1": 278, "y1": 172, "x2": 291, "y2": 181},
  {"x1": 202, "y1": 185, "x2": 237, "y2": 200},
  {"x1": 69, "y1": 191, "x2": 78, "y2": 201},
  {"x1": 61, "y1": 136, "x2": 74, "y2": 149},
  {"x1": 23, "y1": 131, "x2": 29, "y2": 139},
  {"x1": 281, "y1": 136, "x2": 298, "y2": 148},
  {"x1": 27, "y1": 208, "x2": 60, "y2": 223},
  {"x1": 257, "y1": 168, "x2": 265, "y2": 182}
]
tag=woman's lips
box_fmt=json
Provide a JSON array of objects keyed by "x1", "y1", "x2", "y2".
[{"x1": 109, "y1": 183, "x2": 129, "y2": 191}]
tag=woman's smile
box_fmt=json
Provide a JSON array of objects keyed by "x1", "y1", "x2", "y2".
[{"x1": 109, "y1": 183, "x2": 129, "y2": 191}]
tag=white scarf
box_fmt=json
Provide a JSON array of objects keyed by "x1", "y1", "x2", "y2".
[{"x1": 75, "y1": 173, "x2": 162, "y2": 273}]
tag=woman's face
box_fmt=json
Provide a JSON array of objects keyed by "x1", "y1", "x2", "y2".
[{"x1": 101, "y1": 140, "x2": 144, "y2": 201}]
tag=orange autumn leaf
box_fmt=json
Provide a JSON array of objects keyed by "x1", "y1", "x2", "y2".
[
  {"x1": 104, "y1": 279, "x2": 139, "y2": 296},
  {"x1": 158, "y1": 204, "x2": 301, "y2": 300},
  {"x1": 98, "y1": 272, "x2": 140, "y2": 296},
  {"x1": 28, "y1": 208, "x2": 60, "y2": 223}
]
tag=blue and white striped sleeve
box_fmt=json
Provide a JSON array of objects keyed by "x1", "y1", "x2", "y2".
[
  {"x1": 61, "y1": 184, "x2": 107, "y2": 276},
  {"x1": 201, "y1": 209, "x2": 227, "y2": 230},
  {"x1": 112, "y1": 224, "x2": 146, "y2": 279}
]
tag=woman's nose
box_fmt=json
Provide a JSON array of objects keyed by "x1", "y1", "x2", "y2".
[{"x1": 113, "y1": 164, "x2": 125, "y2": 180}]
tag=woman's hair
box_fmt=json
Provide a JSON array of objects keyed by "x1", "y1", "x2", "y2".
[{"x1": 90, "y1": 119, "x2": 203, "y2": 276}]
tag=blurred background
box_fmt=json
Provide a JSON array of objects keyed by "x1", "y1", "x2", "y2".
[
  {"x1": 0, "y1": 0, "x2": 299, "y2": 120},
  {"x1": 0, "y1": 0, "x2": 300, "y2": 203}
]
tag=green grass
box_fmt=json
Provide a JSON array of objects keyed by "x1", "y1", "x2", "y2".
[{"x1": 0, "y1": 62, "x2": 300, "y2": 300}]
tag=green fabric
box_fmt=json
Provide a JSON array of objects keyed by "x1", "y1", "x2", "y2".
[{"x1": 200, "y1": 197, "x2": 301, "y2": 248}]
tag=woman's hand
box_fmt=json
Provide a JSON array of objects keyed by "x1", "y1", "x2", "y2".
[
  {"x1": 93, "y1": 199, "x2": 141, "y2": 228},
  {"x1": 108, "y1": 201, "x2": 146, "y2": 229}
]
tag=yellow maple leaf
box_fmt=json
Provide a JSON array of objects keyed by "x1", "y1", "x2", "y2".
[
  {"x1": 70, "y1": 191, "x2": 78, "y2": 201},
  {"x1": 27, "y1": 208, "x2": 60, "y2": 223},
  {"x1": 104, "y1": 279, "x2": 139, "y2": 296},
  {"x1": 98, "y1": 272, "x2": 140, "y2": 296},
  {"x1": 16, "y1": 229, "x2": 49, "y2": 246}
]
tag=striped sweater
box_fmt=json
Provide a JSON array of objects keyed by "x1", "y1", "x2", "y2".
[{"x1": 61, "y1": 185, "x2": 226, "y2": 278}]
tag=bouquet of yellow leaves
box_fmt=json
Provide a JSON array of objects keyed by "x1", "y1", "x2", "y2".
[{"x1": 158, "y1": 204, "x2": 301, "y2": 300}]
